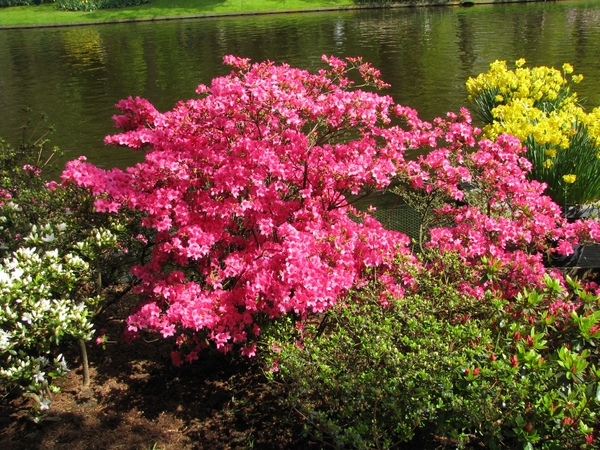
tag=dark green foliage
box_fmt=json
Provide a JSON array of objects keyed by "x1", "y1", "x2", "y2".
[
  {"x1": 468, "y1": 85, "x2": 501, "y2": 125},
  {"x1": 55, "y1": 0, "x2": 149, "y2": 12},
  {"x1": 265, "y1": 250, "x2": 600, "y2": 449},
  {"x1": 0, "y1": 0, "x2": 52, "y2": 7},
  {"x1": 0, "y1": 112, "x2": 62, "y2": 257},
  {"x1": 0, "y1": 112, "x2": 157, "y2": 412},
  {"x1": 0, "y1": 110, "x2": 152, "y2": 291},
  {"x1": 354, "y1": 0, "x2": 450, "y2": 4}
]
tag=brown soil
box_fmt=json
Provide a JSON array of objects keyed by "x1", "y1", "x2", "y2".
[{"x1": 0, "y1": 294, "x2": 452, "y2": 450}]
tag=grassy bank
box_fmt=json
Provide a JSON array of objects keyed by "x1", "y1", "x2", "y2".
[
  {"x1": 0, "y1": 0, "x2": 556, "y2": 28},
  {"x1": 0, "y1": 0, "x2": 356, "y2": 27}
]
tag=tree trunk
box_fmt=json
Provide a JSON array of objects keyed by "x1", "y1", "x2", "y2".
[{"x1": 79, "y1": 338, "x2": 90, "y2": 388}]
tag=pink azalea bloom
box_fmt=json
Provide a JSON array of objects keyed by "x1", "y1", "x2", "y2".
[{"x1": 62, "y1": 56, "x2": 600, "y2": 365}]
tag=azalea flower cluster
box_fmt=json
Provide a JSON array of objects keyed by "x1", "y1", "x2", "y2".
[
  {"x1": 61, "y1": 56, "x2": 600, "y2": 363},
  {"x1": 466, "y1": 59, "x2": 600, "y2": 205},
  {"x1": 62, "y1": 56, "x2": 422, "y2": 362},
  {"x1": 395, "y1": 108, "x2": 600, "y2": 303}
]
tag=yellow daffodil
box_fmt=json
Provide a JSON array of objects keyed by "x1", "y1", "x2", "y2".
[
  {"x1": 467, "y1": 59, "x2": 600, "y2": 204},
  {"x1": 562, "y1": 63, "x2": 574, "y2": 74}
]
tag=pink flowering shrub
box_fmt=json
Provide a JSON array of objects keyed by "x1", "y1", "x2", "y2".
[
  {"x1": 394, "y1": 107, "x2": 600, "y2": 304},
  {"x1": 62, "y1": 56, "x2": 420, "y2": 361},
  {"x1": 62, "y1": 56, "x2": 600, "y2": 363}
]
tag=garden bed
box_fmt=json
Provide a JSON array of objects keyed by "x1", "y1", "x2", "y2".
[{"x1": 0, "y1": 293, "x2": 456, "y2": 450}]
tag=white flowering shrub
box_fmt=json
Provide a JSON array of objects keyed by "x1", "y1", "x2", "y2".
[
  {"x1": 0, "y1": 116, "x2": 151, "y2": 412},
  {"x1": 0, "y1": 229, "x2": 100, "y2": 410}
]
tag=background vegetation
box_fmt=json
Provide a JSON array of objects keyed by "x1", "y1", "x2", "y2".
[{"x1": 0, "y1": 0, "x2": 356, "y2": 26}]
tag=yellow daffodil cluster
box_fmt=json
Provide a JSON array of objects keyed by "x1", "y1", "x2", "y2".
[
  {"x1": 485, "y1": 101, "x2": 600, "y2": 148},
  {"x1": 467, "y1": 59, "x2": 600, "y2": 205},
  {"x1": 466, "y1": 59, "x2": 580, "y2": 106},
  {"x1": 466, "y1": 59, "x2": 599, "y2": 145},
  {"x1": 587, "y1": 107, "x2": 600, "y2": 148}
]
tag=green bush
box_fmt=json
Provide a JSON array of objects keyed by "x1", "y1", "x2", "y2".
[
  {"x1": 354, "y1": 0, "x2": 421, "y2": 3},
  {"x1": 0, "y1": 0, "x2": 53, "y2": 7},
  {"x1": 0, "y1": 113, "x2": 149, "y2": 288},
  {"x1": 266, "y1": 250, "x2": 600, "y2": 449},
  {"x1": 353, "y1": 0, "x2": 451, "y2": 3},
  {"x1": 0, "y1": 113, "x2": 151, "y2": 412},
  {"x1": 55, "y1": 0, "x2": 149, "y2": 12}
]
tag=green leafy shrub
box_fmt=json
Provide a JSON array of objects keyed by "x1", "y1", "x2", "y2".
[
  {"x1": 266, "y1": 250, "x2": 600, "y2": 449},
  {"x1": 0, "y1": 0, "x2": 52, "y2": 7},
  {"x1": 0, "y1": 113, "x2": 151, "y2": 411},
  {"x1": 353, "y1": 0, "x2": 430, "y2": 3},
  {"x1": 55, "y1": 0, "x2": 149, "y2": 12},
  {"x1": 0, "y1": 115, "x2": 148, "y2": 290}
]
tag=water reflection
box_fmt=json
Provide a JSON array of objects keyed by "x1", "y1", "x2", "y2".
[
  {"x1": 62, "y1": 28, "x2": 107, "y2": 70},
  {"x1": 0, "y1": 1, "x2": 599, "y2": 170},
  {"x1": 333, "y1": 17, "x2": 346, "y2": 52}
]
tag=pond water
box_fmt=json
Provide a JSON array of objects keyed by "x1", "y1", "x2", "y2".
[{"x1": 0, "y1": 0, "x2": 599, "y2": 174}]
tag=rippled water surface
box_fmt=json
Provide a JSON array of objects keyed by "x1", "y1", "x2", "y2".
[{"x1": 0, "y1": 0, "x2": 599, "y2": 170}]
